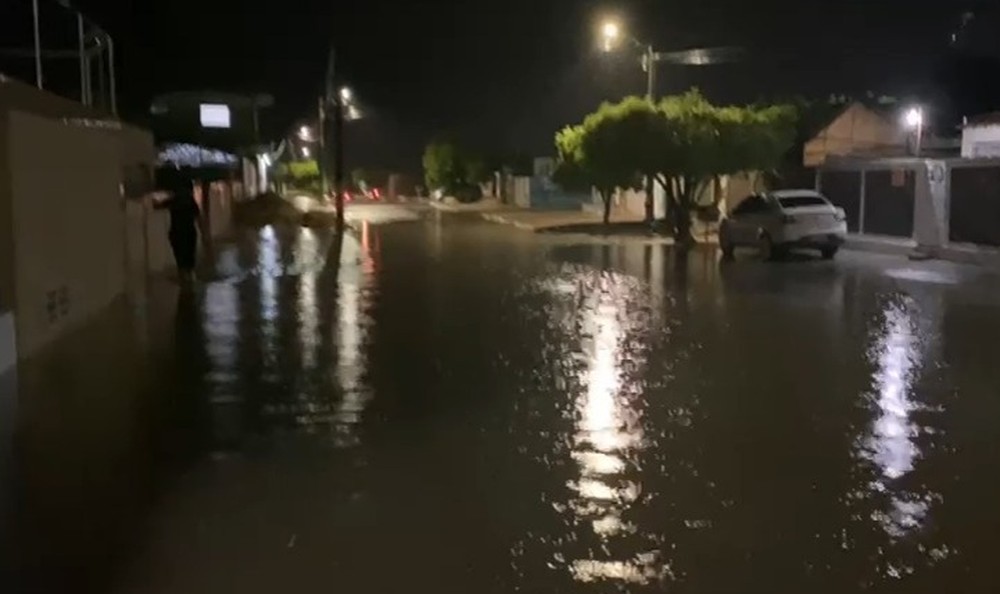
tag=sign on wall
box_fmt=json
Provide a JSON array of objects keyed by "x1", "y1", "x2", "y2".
[{"x1": 199, "y1": 104, "x2": 231, "y2": 129}]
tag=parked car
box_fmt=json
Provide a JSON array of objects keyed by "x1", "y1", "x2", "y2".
[{"x1": 719, "y1": 190, "x2": 847, "y2": 260}]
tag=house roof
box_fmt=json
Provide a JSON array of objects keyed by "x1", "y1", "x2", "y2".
[{"x1": 964, "y1": 112, "x2": 1000, "y2": 128}]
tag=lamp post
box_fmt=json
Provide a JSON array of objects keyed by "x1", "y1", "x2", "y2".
[
  {"x1": 315, "y1": 84, "x2": 357, "y2": 227},
  {"x1": 905, "y1": 107, "x2": 924, "y2": 157},
  {"x1": 599, "y1": 18, "x2": 742, "y2": 100},
  {"x1": 601, "y1": 19, "x2": 655, "y2": 99}
]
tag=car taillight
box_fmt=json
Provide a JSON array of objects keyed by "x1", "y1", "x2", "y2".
[
  {"x1": 781, "y1": 214, "x2": 797, "y2": 224},
  {"x1": 835, "y1": 209, "x2": 846, "y2": 222}
]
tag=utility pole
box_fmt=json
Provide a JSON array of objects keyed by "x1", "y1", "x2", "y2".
[
  {"x1": 107, "y1": 35, "x2": 117, "y2": 115},
  {"x1": 317, "y1": 95, "x2": 328, "y2": 196},
  {"x1": 643, "y1": 44, "x2": 656, "y2": 223},
  {"x1": 322, "y1": 44, "x2": 347, "y2": 229},
  {"x1": 32, "y1": 0, "x2": 43, "y2": 89},
  {"x1": 333, "y1": 92, "x2": 345, "y2": 229},
  {"x1": 77, "y1": 14, "x2": 86, "y2": 102},
  {"x1": 644, "y1": 44, "x2": 656, "y2": 100}
]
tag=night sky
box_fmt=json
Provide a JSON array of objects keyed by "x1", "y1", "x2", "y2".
[{"x1": 9, "y1": 0, "x2": 1000, "y2": 170}]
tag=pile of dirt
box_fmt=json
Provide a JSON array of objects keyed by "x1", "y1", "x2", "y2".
[{"x1": 233, "y1": 192, "x2": 303, "y2": 227}]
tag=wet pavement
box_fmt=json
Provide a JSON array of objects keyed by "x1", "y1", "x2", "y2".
[{"x1": 4, "y1": 212, "x2": 1000, "y2": 593}]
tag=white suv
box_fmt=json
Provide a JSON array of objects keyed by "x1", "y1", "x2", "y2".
[{"x1": 719, "y1": 190, "x2": 848, "y2": 260}]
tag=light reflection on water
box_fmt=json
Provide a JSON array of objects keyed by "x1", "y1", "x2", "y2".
[
  {"x1": 853, "y1": 294, "x2": 951, "y2": 582},
  {"x1": 296, "y1": 228, "x2": 319, "y2": 371},
  {"x1": 522, "y1": 268, "x2": 669, "y2": 586},
  {"x1": 329, "y1": 235, "x2": 374, "y2": 447},
  {"x1": 14, "y1": 221, "x2": 1000, "y2": 593}
]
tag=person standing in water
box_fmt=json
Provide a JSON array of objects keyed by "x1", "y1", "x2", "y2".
[{"x1": 155, "y1": 169, "x2": 202, "y2": 284}]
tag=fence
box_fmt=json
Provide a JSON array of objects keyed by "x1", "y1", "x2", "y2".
[
  {"x1": 819, "y1": 156, "x2": 1000, "y2": 253},
  {"x1": 949, "y1": 164, "x2": 1000, "y2": 247},
  {"x1": 819, "y1": 162, "x2": 917, "y2": 239},
  {"x1": 0, "y1": 0, "x2": 116, "y2": 113}
]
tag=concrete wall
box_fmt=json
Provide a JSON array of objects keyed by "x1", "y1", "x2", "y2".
[
  {"x1": 0, "y1": 77, "x2": 159, "y2": 363},
  {"x1": 527, "y1": 177, "x2": 591, "y2": 211},
  {"x1": 511, "y1": 176, "x2": 531, "y2": 208},
  {"x1": 7, "y1": 110, "x2": 125, "y2": 359},
  {"x1": 961, "y1": 125, "x2": 1000, "y2": 158}
]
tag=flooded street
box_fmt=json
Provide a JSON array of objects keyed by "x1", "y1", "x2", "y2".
[{"x1": 4, "y1": 212, "x2": 1000, "y2": 593}]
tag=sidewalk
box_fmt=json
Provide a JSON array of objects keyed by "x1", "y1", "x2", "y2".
[
  {"x1": 427, "y1": 197, "x2": 508, "y2": 213},
  {"x1": 481, "y1": 209, "x2": 720, "y2": 244},
  {"x1": 481, "y1": 209, "x2": 623, "y2": 231}
]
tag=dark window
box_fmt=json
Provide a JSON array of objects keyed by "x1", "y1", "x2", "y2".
[{"x1": 778, "y1": 195, "x2": 828, "y2": 209}]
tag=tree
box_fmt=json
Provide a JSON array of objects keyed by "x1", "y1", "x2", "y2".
[
  {"x1": 555, "y1": 91, "x2": 796, "y2": 239},
  {"x1": 351, "y1": 168, "x2": 369, "y2": 189},
  {"x1": 423, "y1": 140, "x2": 461, "y2": 193},
  {"x1": 650, "y1": 90, "x2": 797, "y2": 244},
  {"x1": 463, "y1": 155, "x2": 489, "y2": 187},
  {"x1": 422, "y1": 139, "x2": 490, "y2": 201},
  {"x1": 553, "y1": 99, "x2": 652, "y2": 224}
]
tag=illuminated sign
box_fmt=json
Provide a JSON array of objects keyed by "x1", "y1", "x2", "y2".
[{"x1": 199, "y1": 103, "x2": 231, "y2": 129}]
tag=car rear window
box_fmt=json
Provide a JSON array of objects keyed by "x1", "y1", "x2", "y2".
[{"x1": 778, "y1": 195, "x2": 827, "y2": 208}]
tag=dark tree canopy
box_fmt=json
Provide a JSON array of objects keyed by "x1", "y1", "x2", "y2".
[{"x1": 554, "y1": 90, "x2": 797, "y2": 238}]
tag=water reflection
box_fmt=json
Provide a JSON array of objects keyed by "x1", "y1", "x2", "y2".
[
  {"x1": 854, "y1": 295, "x2": 948, "y2": 582},
  {"x1": 865, "y1": 304, "x2": 919, "y2": 483},
  {"x1": 257, "y1": 225, "x2": 280, "y2": 374},
  {"x1": 296, "y1": 229, "x2": 319, "y2": 370},
  {"x1": 329, "y1": 248, "x2": 373, "y2": 447},
  {"x1": 860, "y1": 301, "x2": 934, "y2": 539},
  {"x1": 535, "y1": 269, "x2": 667, "y2": 585}
]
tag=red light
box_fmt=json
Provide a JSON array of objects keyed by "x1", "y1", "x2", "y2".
[{"x1": 372, "y1": 188, "x2": 381, "y2": 200}]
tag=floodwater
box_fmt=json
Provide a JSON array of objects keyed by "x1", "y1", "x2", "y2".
[{"x1": 4, "y1": 212, "x2": 1000, "y2": 593}]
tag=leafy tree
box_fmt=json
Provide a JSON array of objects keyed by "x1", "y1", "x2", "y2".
[
  {"x1": 423, "y1": 139, "x2": 492, "y2": 201},
  {"x1": 351, "y1": 167, "x2": 369, "y2": 189},
  {"x1": 554, "y1": 101, "x2": 647, "y2": 224},
  {"x1": 288, "y1": 159, "x2": 320, "y2": 179},
  {"x1": 555, "y1": 90, "x2": 796, "y2": 241},
  {"x1": 463, "y1": 155, "x2": 489, "y2": 186},
  {"x1": 650, "y1": 90, "x2": 796, "y2": 243},
  {"x1": 423, "y1": 140, "x2": 461, "y2": 193}
]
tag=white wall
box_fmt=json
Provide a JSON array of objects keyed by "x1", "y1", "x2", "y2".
[
  {"x1": 512, "y1": 176, "x2": 531, "y2": 208},
  {"x1": 7, "y1": 110, "x2": 125, "y2": 359},
  {"x1": 961, "y1": 125, "x2": 1000, "y2": 158}
]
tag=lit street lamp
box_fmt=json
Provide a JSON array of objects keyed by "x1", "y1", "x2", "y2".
[
  {"x1": 298, "y1": 125, "x2": 314, "y2": 141},
  {"x1": 904, "y1": 107, "x2": 924, "y2": 157},
  {"x1": 601, "y1": 22, "x2": 620, "y2": 52},
  {"x1": 598, "y1": 18, "x2": 742, "y2": 100}
]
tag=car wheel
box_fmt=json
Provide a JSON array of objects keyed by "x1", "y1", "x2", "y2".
[
  {"x1": 758, "y1": 233, "x2": 776, "y2": 261},
  {"x1": 821, "y1": 246, "x2": 839, "y2": 260}
]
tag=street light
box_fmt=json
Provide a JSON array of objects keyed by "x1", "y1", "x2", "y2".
[
  {"x1": 600, "y1": 21, "x2": 621, "y2": 51},
  {"x1": 596, "y1": 18, "x2": 742, "y2": 100},
  {"x1": 298, "y1": 125, "x2": 314, "y2": 141},
  {"x1": 340, "y1": 86, "x2": 353, "y2": 103},
  {"x1": 904, "y1": 107, "x2": 924, "y2": 157},
  {"x1": 599, "y1": 18, "x2": 655, "y2": 99}
]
